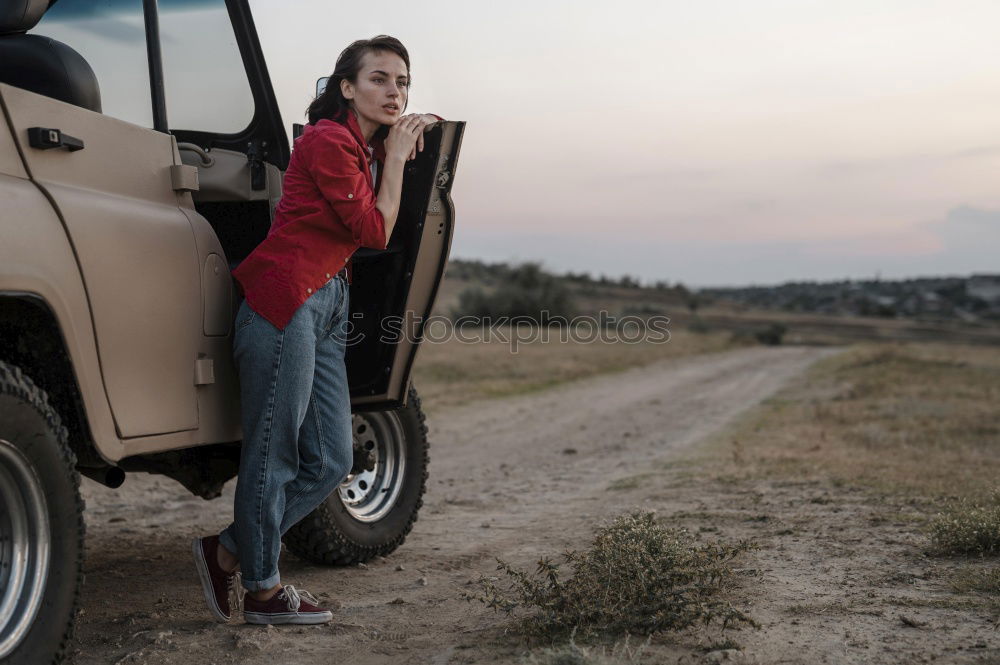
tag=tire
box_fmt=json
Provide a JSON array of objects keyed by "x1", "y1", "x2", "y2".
[
  {"x1": 283, "y1": 384, "x2": 429, "y2": 565},
  {"x1": 0, "y1": 361, "x2": 85, "y2": 665}
]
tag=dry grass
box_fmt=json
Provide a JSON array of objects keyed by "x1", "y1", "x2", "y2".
[
  {"x1": 951, "y1": 567, "x2": 1000, "y2": 594},
  {"x1": 522, "y1": 635, "x2": 652, "y2": 665},
  {"x1": 930, "y1": 491, "x2": 1000, "y2": 556},
  {"x1": 466, "y1": 512, "x2": 756, "y2": 640},
  {"x1": 412, "y1": 327, "x2": 752, "y2": 411},
  {"x1": 701, "y1": 342, "x2": 1000, "y2": 499},
  {"x1": 691, "y1": 339, "x2": 1000, "y2": 618},
  {"x1": 421, "y1": 269, "x2": 1000, "y2": 414}
]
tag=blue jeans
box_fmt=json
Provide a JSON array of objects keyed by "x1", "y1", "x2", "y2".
[{"x1": 219, "y1": 272, "x2": 353, "y2": 591}]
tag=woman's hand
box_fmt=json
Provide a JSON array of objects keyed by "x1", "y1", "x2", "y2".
[
  {"x1": 384, "y1": 114, "x2": 423, "y2": 164},
  {"x1": 377, "y1": 115, "x2": 441, "y2": 240},
  {"x1": 401, "y1": 114, "x2": 440, "y2": 160}
]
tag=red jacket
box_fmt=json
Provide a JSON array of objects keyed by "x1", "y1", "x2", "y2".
[{"x1": 232, "y1": 111, "x2": 391, "y2": 330}]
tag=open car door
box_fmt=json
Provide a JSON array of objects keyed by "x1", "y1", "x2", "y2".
[{"x1": 347, "y1": 121, "x2": 465, "y2": 410}]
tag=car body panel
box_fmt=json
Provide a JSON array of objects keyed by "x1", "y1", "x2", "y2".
[
  {"x1": 2, "y1": 83, "x2": 204, "y2": 439},
  {"x1": 0, "y1": 90, "x2": 124, "y2": 461}
]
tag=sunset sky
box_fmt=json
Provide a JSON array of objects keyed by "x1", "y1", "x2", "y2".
[{"x1": 258, "y1": 2, "x2": 999, "y2": 286}]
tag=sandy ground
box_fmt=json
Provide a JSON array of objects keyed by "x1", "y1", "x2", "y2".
[{"x1": 69, "y1": 345, "x2": 999, "y2": 664}]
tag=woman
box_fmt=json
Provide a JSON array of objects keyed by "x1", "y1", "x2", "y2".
[{"x1": 192, "y1": 35, "x2": 441, "y2": 625}]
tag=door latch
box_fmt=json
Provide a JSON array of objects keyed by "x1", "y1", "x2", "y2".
[
  {"x1": 28, "y1": 127, "x2": 85, "y2": 152},
  {"x1": 246, "y1": 140, "x2": 267, "y2": 191}
]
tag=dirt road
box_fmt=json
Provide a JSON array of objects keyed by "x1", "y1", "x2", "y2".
[{"x1": 72, "y1": 346, "x2": 849, "y2": 664}]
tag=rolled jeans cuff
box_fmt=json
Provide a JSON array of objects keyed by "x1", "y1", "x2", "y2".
[
  {"x1": 217, "y1": 527, "x2": 239, "y2": 562},
  {"x1": 217, "y1": 526, "x2": 281, "y2": 592},
  {"x1": 239, "y1": 570, "x2": 281, "y2": 593}
]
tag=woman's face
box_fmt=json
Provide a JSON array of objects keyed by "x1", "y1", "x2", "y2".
[{"x1": 341, "y1": 50, "x2": 409, "y2": 132}]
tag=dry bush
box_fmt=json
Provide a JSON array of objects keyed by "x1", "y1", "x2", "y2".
[
  {"x1": 753, "y1": 323, "x2": 787, "y2": 346},
  {"x1": 451, "y1": 262, "x2": 576, "y2": 320},
  {"x1": 930, "y1": 490, "x2": 1000, "y2": 556},
  {"x1": 523, "y1": 634, "x2": 653, "y2": 665},
  {"x1": 467, "y1": 512, "x2": 756, "y2": 639}
]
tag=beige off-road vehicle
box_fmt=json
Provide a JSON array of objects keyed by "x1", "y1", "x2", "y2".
[{"x1": 0, "y1": 0, "x2": 463, "y2": 662}]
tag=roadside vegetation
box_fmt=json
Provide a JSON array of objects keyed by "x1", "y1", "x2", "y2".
[
  {"x1": 704, "y1": 342, "x2": 1000, "y2": 499},
  {"x1": 521, "y1": 635, "x2": 652, "y2": 665},
  {"x1": 466, "y1": 511, "x2": 756, "y2": 642},
  {"x1": 693, "y1": 341, "x2": 1000, "y2": 626},
  {"x1": 450, "y1": 261, "x2": 577, "y2": 320},
  {"x1": 418, "y1": 264, "x2": 1000, "y2": 659},
  {"x1": 930, "y1": 491, "x2": 1000, "y2": 556},
  {"x1": 436, "y1": 259, "x2": 1000, "y2": 348}
]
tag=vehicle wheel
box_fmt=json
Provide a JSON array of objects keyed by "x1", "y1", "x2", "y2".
[
  {"x1": 283, "y1": 385, "x2": 429, "y2": 565},
  {"x1": 0, "y1": 361, "x2": 85, "y2": 665}
]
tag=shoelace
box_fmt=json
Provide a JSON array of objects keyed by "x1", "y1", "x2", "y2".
[
  {"x1": 230, "y1": 571, "x2": 247, "y2": 610},
  {"x1": 279, "y1": 585, "x2": 322, "y2": 612}
]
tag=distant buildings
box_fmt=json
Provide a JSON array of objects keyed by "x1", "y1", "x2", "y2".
[
  {"x1": 699, "y1": 274, "x2": 1000, "y2": 322},
  {"x1": 968, "y1": 274, "x2": 1000, "y2": 305}
]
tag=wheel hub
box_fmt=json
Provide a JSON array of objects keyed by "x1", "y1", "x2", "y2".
[
  {"x1": 0, "y1": 439, "x2": 51, "y2": 659},
  {"x1": 338, "y1": 412, "x2": 406, "y2": 523}
]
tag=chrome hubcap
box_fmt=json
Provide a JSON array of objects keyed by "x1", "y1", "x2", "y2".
[
  {"x1": 338, "y1": 412, "x2": 406, "y2": 523},
  {"x1": 0, "y1": 439, "x2": 51, "y2": 659}
]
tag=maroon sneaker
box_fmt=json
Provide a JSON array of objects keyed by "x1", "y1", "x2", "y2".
[
  {"x1": 243, "y1": 585, "x2": 333, "y2": 625},
  {"x1": 192, "y1": 535, "x2": 239, "y2": 622}
]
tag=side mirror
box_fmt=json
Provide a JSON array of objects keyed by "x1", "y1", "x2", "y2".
[{"x1": 316, "y1": 77, "x2": 329, "y2": 97}]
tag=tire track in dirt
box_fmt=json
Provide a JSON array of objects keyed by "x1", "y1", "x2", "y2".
[{"x1": 72, "y1": 345, "x2": 840, "y2": 664}]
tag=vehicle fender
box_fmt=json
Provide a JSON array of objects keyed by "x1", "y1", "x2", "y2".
[{"x1": 0, "y1": 171, "x2": 124, "y2": 462}]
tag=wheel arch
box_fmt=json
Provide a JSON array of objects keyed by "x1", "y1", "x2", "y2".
[{"x1": 0, "y1": 293, "x2": 106, "y2": 468}]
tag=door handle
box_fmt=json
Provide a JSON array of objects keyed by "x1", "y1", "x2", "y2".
[{"x1": 27, "y1": 127, "x2": 85, "y2": 152}]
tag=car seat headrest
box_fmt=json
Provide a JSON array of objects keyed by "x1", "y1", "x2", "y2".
[{"x1": 0, "y1": 0, "x2": 50, "y2": 35}]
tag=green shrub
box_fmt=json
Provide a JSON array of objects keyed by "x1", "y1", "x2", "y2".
[
  {"x1": 687, "y1": 318, "x2": 711, "y2": 334},
  {"x1": 930, "y1": 491, "x2": 1000, "y2": 556},
  {"x1": 451, "y1": 262, "x2": 576, "y2": 321},
  {"x1": 620, "y1": 303, "x2": 665, "y2": 316},
  {"x1": 754, "y1": 323, "x2": 787, "y2": 346},
  {"x1": 467, "y1": 511, "x2": 756, "y2": 639}
]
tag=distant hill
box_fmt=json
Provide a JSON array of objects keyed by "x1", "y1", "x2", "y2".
[
  {"x1": 434, "y1": 259, "x2": 1000, "y2": 346},
  {"x1": 441, "y1": 258, "x2": 1000, "y2": 324},
  {"x1": 437, "y1": 258, "x2": 695, "y2": 320},
  {"x1": 698, "y1": 274, "x2": 1000, "y2": 323}
]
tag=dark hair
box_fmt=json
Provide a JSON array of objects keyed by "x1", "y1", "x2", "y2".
[{"x1": 306, "y1": 35, "x2": 411, "y2": 125}]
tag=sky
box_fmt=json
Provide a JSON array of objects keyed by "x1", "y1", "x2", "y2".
[{"x1": 89, "y1": 0, "x2": 1000, "y2": 287}]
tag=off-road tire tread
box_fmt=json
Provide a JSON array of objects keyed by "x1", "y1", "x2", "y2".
[
  {"x1": 0, "y1": 360, "x2": 85, "y2": 665},
  {"x1": 283, "y1": 385, "x2": 429, "y2": 566}
]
